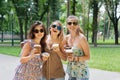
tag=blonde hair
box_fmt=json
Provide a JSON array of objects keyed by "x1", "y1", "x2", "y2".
[
  {"x1": 66, "y1": 15, "x2": 84, "y2": 35},
  {"x1": 49, "y1": 20, "x2": 64, "y2": 43}
]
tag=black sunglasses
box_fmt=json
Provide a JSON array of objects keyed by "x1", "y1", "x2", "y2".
[
  {"x1": 67, "y1": 22, "x2": 78, "y2": 26},
  {"x1": 51, "y1": 25, "x2": 61, "y2": 31},
  {"x1": 33, "y1": 29, "x2": 44, "y2": 33}
]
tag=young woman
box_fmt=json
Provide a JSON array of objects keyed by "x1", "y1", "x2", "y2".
[
  {"x1": 65, "y1": 15, "x2": 90, "y2": 80},
  {"x1": 13, "y1": 21, "x2": 47, "y2": 80},
  {"x1": 42, "y1": 20, "x2": 67, "y2": 80}
]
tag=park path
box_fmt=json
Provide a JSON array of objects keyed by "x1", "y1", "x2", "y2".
[{"x1": 0, "y1": 54, "x2": 120, "y2": 80}]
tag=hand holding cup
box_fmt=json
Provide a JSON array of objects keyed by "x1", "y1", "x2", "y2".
[
  {"x1": 41, "y1": 52, "x2": 50, "y2": 61},
  {"x1": 52, "y1": 43, "x2": 60, "y2": 51},
  {"x1": 33, "y1": 44, "x2": 41, "y2": 54},
  {"x1": 65, "y1": 49, "x2": 73, "y2": 56},
  {"x1": 67, "y1": 56, "x2": 74, "y2": 62}
]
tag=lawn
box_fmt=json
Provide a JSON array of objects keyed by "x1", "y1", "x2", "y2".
[
  {"x1": 0, "y1": 46, "x2": 21, "y2": 56},
  {"x1": 89, "y1": 45, "x2": 120, "y2": 72},
  {"x1": 0, "y1": 45, "x2": 120, "y2": 72}
]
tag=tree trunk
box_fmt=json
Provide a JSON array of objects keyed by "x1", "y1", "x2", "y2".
[
  {"x1": 86, "y1": 3, "x2": 90, "y2": 41},
  {"x1": 25, "y1": 18, "x2": 28, "y2": 39},
  {"x1": 72, "y1": 0, "x2": 76, "y2": 15},
  {"x1": 19, "y1": 19, "x2": 24, "y2": 42},
  {"x1": 47, "y1": 11, "x2": 50, "y2": 33},
  {"x1": 67, "y1": 0, "x2": 70, "y2": 17},
  {"x1": 1, "y1": 30, "x2": 3, "y2": 42},
  {"x1": 113, "y1": 21, "x2": 119, "y2": 44},
  {"x1": 92, "y1": 1, "x2": 98, "y2": 47}
]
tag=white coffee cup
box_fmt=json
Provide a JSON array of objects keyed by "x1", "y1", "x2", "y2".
[
  {"x1": 65, "y1": 49, "x2": 73, "y2": 53},
  {"x1": 42, "y1": 52, "x2": 50, "y2": 57},
  {"x1": 52, "y1": 43, "x2": 59, "y2": 48},
  {"x1": 33, "y1": 44, "x2": 41, "y2": 54},
  {"x1": 65, "y1": 49, "x2": 73, "y2": 56},
  {"x1": 42, "y1": 52, "x2": 50, "y2": 60}
]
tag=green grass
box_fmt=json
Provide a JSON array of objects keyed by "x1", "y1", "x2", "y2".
[
  {"x1": 0, "y1": 40, "x2": 20, "y2": 44},
  {"x1": 0, "y1": 45, "x2": 120, "y2": 72},
  {"x1": 97, "y1": 39, "x2": 115, "y2": 43},
  {"x1": 89, "y1": 45, "x2": 120, "y2": 72},
  {"x1": 0, "y1": 46, "x2": 21, "y2": 56},
  {"x1": 89, "y1": 38, "x2": 120, "y2": 44}
]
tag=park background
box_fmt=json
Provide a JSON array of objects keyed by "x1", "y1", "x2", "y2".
[{"x1": 0, "y1": 0, "x2": 120, "y2": 73}]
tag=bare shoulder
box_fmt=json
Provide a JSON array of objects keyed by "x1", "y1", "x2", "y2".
[
  {"x1": 20, "y1": 41, "x2": 32, "y2": 57},
  {"x1": 79, "y1": 33, "x2": 86, "y2": 39},
  {"x1": 22, "y1": 41, "x2": 31, "y2": 49},
  {"x1": 78, "y1": 34, "x2": 87, "y2": 42}
]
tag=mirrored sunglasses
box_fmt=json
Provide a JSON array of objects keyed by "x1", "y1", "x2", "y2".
[
  {"x1": 67, "y1": 22, "x2": 78, "y2": 26},
  {"x1": 33, "y1": 29, "x2": 44, "y2": 33},
  {"x1": 51, "y1": 25, "x2": 61, "y2": 31}
]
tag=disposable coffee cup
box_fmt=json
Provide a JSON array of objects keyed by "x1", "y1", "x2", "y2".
[
  {"x1": 65, "y1": 49, "x2": 73, "y2": 56},
  {"x1": 33, "y1": 44, "x2": 41, "y2": 54},
  {"x1": 42, "y1": 52, "x2": 50, "y2": 60},
  {"x1": 66, "y1": 49, "x2": 73, "y2": 53},
  {"x1": 42, "y1": 52, "x2": 50, "y2": 57},
  {"x1": 20, "y1": 42, "x2": 24, "y2": 48},
  {"x1": 52, "y1": 44, "x2": 59, "y2": 48}
]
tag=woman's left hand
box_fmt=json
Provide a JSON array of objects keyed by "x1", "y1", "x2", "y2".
[
  {"x1": 67, "y1": 56, "x2": 79, "y2": 62},
  {"x1": 42, "y1": 56, "x2": 49, "y2": 62},
  {"x1": 67, "y1": 56, "x2": 74, "y2": 61},
  {"x1": 52, "y1": 44, "x2": 60, "y2": 52},
  {"x1": 74, "y1": 56, "x2": 79, "y2": 62}
]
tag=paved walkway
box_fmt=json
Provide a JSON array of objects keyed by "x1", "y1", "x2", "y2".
[{"x1": 0, "y1": 54, "x2": 120, "y2": 80}]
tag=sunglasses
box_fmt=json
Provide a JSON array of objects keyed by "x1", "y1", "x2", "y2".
[
  {"x1": 51, "y1": 25, "x2": 61, "y2": 31},
  {"x1": 67, "y1": 22, "x2": 78, "y2": 26},
  {"x1": 33, "y1": 29, "x2": 44, "y2": 33}
]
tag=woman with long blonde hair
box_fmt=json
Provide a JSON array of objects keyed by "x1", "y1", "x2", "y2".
[
  {"x1": 42, "y1": 20, "x2": 67, "y2": 80},
  {"x1": 65, "y1": 15, "x2": 90, "y2": 80}
]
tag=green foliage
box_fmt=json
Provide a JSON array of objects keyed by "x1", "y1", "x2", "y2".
[
  {"x1": 50, "y1": 0, "x2": 63, "y2": 21},
  {"x1": 0, "y1": 0, "x2": 10, "y2": 31},
  {"x1": 0, "y1": 0, "x2": 8, "y2": 14},
  {"x1": 0, "y1": 0, "x2": 120, "y2": 44}
]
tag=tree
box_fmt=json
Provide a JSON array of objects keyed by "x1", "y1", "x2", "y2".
[
  {"x1": 89, "y1": 0, "x2": 103, "y2": 47},
  {"x1": 71, "y1": 0, "x2": 77, "y2": 15},
  {"x1": 0, "y1": 0, "x2": 9, "y2": 42},
  {"x1": 104, "y1": 0, "x2": 120, "y2": 44},
  {"x1": 11, "y1": 0, "x2": 38, "y2": 41}
]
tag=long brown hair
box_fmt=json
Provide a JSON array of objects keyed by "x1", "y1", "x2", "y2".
[
  {"x1": 28, "y1": 21, "x2": 47, "y2": 52},
  {"x1": 66, "y1": 15, "x2": 84, "y2": 35}
]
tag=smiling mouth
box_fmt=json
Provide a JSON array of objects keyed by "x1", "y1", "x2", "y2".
[{"x1": 53, "y1": 30, "x2": 57, "y2": 33}]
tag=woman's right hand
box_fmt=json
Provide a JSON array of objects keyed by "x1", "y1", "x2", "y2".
[
  {"x1": 30, "y1": 49, "x2": 37, "y2": 58},
  {"x1": 67, "y1": 56, "x2": 79, "y2": 62},
  {"x1": 67, "y1": 56, "x2": 74, "y2": 62}
]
